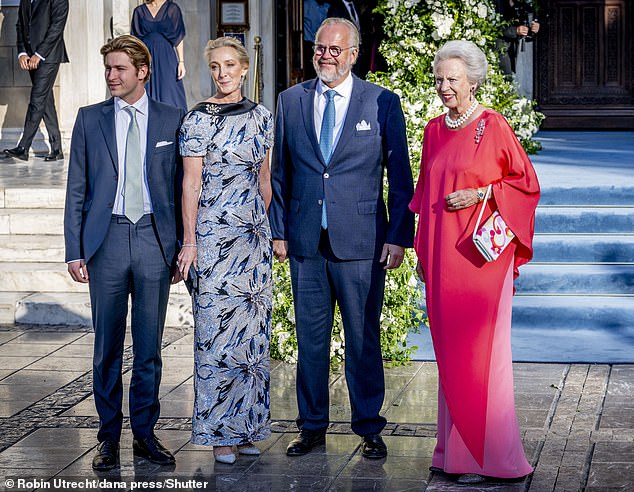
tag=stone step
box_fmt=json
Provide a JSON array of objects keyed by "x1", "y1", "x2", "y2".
[
  {"x1": 535, "y1": 206, "x2": 634, "y2": 233},
  {"x1": 0, "y1": 188, "x2": 66, "y2": 209},
  {"x1": 10, "y1": 292, "x2": 193, "y2": 327},
  {"x1": 0, "y1": 235, "x2": 64, "y2": 262},
  {"x1": 516, "y1": 264, "x2": 634, "y2": 295},
  {"x1": 512, "y1": 295, "x2": 634, "y2": 332},
  {"x1": 532, "y1": 234, "x2": 634, "y2": 263},
  {"x1": 0, "y1": 208, "x2": 64, "y2": 235},
  {"x1": 538, "y1": 186, "x2": 634, "y2": 205},
  {"x1": 0, "y1": 262, "x2": 189, "y2": 295}
]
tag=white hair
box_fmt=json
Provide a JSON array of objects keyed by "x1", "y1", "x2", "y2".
[{"x1": 434, "y1": 40, "x2": 488, "y2": 88}]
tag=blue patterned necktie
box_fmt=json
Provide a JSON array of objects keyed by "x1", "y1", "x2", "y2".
[
  {"x1": 319, "y1": 89, "x2": 336, "y2": 229},
  {"x1": 123, "y1": 106, "x2": 144, "y2": 224}
]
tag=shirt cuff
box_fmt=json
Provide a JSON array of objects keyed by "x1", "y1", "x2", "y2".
[
  {"x1": 17, "y1": 52, "x2": 27, "y2": 59},
  {"x1": 35, "y1": 52, "x2": 45, "y2": 61},
  {"x1": 67, "y1": 259, "x2": 84, "y2": 264}
]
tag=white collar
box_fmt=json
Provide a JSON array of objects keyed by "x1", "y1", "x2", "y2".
[
  {"x1": 316, "y1": 72, "x2": 354, "y2": 99},
  {"x1": 115, "y1": 92, "x2": 149, "y2": 116}
]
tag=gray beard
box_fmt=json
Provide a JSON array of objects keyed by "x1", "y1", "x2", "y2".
[{"x1": 314, "y1": 60, "x2": 349, "y2": 83}]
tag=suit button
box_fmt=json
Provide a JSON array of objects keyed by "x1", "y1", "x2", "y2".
[
  {"x1": 318, "y1": 199, "x2": 323, "y2": 205},
  {"x1": 323, "y1": 172, "x2": 329, "y2": 179}
]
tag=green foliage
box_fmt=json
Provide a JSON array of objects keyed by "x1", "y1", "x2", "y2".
[{"x1": 369, "y1": 0, "x2": 544, "y2": 167}]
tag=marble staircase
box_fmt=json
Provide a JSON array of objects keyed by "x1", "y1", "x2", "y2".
[{"x1": 0, "y1": 186, "x2": 193, "y2": 327}]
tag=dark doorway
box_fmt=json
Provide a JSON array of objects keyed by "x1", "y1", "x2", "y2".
[{"x1": 536, "y1": 0, "x2": 634, "y2": 129}]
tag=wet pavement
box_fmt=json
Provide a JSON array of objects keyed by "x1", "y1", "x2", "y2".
[{"x1": 0, "y1": 324, "x2": 632, "y2": 491}]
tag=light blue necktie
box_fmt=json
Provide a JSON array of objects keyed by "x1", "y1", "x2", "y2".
[
  {"x1": 319, "y1": 90, "x2": 336, "y2": 229},
  {"x1": 123, "y1": 106, "x2": 144, "y2": 224}
]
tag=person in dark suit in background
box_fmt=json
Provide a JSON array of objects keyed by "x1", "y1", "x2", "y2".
[
  {"x1": 3, "y1": 0, "x2": 69, "y2": 162},
  {"x1": 269, "y1": 17, "x2": 414, "y2": 460},
  {"x1": 64, "y1": 35, "x2": 184, "y2": 471}
]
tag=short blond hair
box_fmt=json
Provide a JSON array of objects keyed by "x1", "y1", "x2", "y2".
[
  {"x1": 205, "y1": 37, "x2": 249, "y2": 68},
  {"x1": 101, "y1": 35, "x2": 151, "y2": 83}
]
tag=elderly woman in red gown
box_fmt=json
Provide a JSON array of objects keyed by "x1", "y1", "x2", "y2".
[{"x1": 408, "y1": 40, "x2": 540, "y2": 484}]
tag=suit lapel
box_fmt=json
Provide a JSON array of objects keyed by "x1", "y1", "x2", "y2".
[
  {"x1": 328, "y1": 76, "x2": 365, "y2": 166},
  {"x1": 146, "y1": 99, "x2": 167, "y2": 171},
  {"x1": 98, "y1": 99, "x2": 118, "y2": 173},
  {"x1": 300, "y1": 80, "x2": 326, "y2": 167}
]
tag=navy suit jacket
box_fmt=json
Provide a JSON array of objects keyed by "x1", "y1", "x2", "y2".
[
  {"x1": 64, "y1": 97, "x2": 184, "y2": 266},
  {"x1": 17, "y1": 0, "x2": 69, "y2": 64},
  {"x1": 269, "y1": 76, "x2": 414, "y2": 260}
]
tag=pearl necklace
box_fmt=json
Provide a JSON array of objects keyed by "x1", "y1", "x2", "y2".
[{"x1": 445, "y1": 99, "x2": 479, "y2": 129}]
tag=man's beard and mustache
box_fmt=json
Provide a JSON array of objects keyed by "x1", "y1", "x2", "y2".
[{"x1": 313, "y1": 58, "x2": 353, "y2": 83}]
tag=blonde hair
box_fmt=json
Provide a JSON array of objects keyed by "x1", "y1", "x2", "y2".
[
  {"x1": 205, "y1": 37, "x2": 249, "y2": 68},
  {"x1": 100, "y1": 35, "x2": 151, "y2": 83}
]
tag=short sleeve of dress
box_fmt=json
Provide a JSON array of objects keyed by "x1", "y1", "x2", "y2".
[
  {"x1": 262, "y1": 110, "x2": 274, "y2": 150},
  {"x1": 179, "y1": 111, "x2": 209, "y2": 157}
]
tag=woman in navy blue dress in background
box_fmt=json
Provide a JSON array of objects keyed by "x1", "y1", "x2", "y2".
[{"x1": 132, "y1": 0, "x2": 187, "y2": 110}]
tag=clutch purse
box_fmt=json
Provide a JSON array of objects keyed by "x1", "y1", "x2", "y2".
[
  {"x1": 183, "y1": 264, "x2": 199, "y2": 296},
  {"x1": 472, "y1": 185, "x2": 515, "y2": 262}
]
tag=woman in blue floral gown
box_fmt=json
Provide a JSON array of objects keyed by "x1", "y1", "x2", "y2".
[{"x1": 177, "y1": 37, "x2": 273, "y2": 464}]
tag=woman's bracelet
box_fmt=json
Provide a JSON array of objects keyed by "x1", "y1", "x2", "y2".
[
  {"x1": 178, "y1": 60, "x2": 185, "y2": 64},
  {"x1": 181, "y1": 243, "x2": 196, "y2": 247}
]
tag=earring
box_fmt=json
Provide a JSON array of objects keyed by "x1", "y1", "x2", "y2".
[{"x1": 239, "y1": 75, "x2": 245, "y2": 88}]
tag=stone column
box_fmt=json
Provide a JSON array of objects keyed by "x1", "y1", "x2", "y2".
[
  {"x1": 247, "y1": 0, "x2": 275, "y2": 111},
  {"x1": 57, "y1": 0, "x2": 108, "y2": 150}
]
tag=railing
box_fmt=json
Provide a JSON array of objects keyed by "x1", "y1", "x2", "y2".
[{"x1": 252, "y1": 36, "x2": 263, "y2": 104}]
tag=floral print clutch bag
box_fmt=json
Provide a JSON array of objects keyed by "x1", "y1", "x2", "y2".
[{"x1": 472, "y1": 185, "x2": 515, "y2": 262}]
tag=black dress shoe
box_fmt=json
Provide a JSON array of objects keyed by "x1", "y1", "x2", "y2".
[
  {"x1": 43, "y1": 150, "x2": 64, "y2": 161},
  {"x1": 92, "y1": 440, "x2": 119, "y2": 471},
  {"x1": 3, "y1": 146, "x2": 29, "y2": 161},
  {"x1": 361, "y1": 434, "x2": 387, "y2": 459},
  {"x1": 133, "y1": 434, "x2": 175, "y2": 465},
  {"x1": 286, "y1": 429, "x2": 326, "y2": 456}
]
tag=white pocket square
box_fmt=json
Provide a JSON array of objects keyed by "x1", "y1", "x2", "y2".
[
  {"x1": 355, "y1": 120, "x2": 371, "y2": 131},
  {"x1": 155, "y1": 140, "x2": 173, "y2": 147}
]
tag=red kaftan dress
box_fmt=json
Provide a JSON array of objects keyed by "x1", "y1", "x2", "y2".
[{"x1": 409, "y1": 109, "x2": 539, "y2": 477}]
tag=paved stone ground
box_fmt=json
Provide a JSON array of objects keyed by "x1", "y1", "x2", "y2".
[{"x1": 0, "y1": 324, "x2": 632, "y2": 491}]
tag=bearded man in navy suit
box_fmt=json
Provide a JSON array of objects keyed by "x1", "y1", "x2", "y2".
[
  {"x1": 64, "y1": 35, "x2": 184, "y2": 471},
  {"x1": 269, "y1": 17, "x2": 414, "y2": 459}
]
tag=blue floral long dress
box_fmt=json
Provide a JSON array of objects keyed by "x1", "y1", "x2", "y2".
[{"x1": 179, "y1": 99, "x2": 273, "y2": 446}]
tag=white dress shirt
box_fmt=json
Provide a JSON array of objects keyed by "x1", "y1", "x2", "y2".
[
  {"x1": 313, "y1": 73, "x2": 354, "y2": 153},
  {"x1": 112, "y1": 93, "x2": 153, "y2": 216}
]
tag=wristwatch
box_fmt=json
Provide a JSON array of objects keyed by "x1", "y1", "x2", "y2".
[{"x1": 476, "y1": 188, "x2": 486, "y2": 202}]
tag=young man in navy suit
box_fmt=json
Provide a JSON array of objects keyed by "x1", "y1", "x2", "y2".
[
  {"x1": 3, "y1": 0, "x2": 69, "y2": 161},
  {"x1": 269, "y1": 17, "x2": 414, "y2": 459},
  {"x1": 64, "y1": 35, "x2": 184, "y2": 471}
]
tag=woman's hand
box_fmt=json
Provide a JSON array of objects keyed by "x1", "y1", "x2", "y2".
[
  {"x1": 177, "y1": 244, "x2": 197, "y2": 280},
  {"x1": 445, "y1": 188, "x2": 481, "y2": 212}
]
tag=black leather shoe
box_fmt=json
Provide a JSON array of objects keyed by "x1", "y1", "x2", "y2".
[
  {"x1": 133, "y1": 434, "x2": 175, "y2": 465},
  {"x1": 361, "y1": 434, "x2": 387, "y2": 459},
  {"x1": 43, "y1": 150, "x2": 64, "y2": 161},
  {"x1": 92, "y1": 440, "x2": 119, "y2": 471},
  {"x1": 3, "y1": 146, "x2": 29, "y2": 161},
  {"x1": 286, "y1": 429, "x2": 326, "y2": 456}
]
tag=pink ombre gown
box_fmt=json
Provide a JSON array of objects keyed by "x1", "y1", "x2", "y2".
[{"x1": 409, "y1": 109, "x2": 539, "y2": 478}]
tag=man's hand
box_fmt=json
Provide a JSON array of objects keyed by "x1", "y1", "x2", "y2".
[
  {"x1": 273, "y1": 240, "x2": 288, "y2": 263},
  {"x1": 171, "y1": 266, "x2": 183, "y2": 284},
  {"x1": 18, "y1": 55, "x2": 30, "y2": 70},
  {"x1": 177, "y1": 62, "x2": 186, "y2": 80},
  {"x1": 68, "y1": 260, "x2": 89, "y2": 283},
  {"x1": 516, "y1": 25, "x2": 530, "y2": 37},
  {"x1": 530, "y1": 21, "x2": 540, "y2": 35},
  {"x1": 380, "y1": 243, "x2": 405, "y2": 270},
  {"x1": 415, "y1": 260, "x2": 425, "y2": 283},
  {"x1": 28, "y1": 54, "x2": 41, "y2": 70}
]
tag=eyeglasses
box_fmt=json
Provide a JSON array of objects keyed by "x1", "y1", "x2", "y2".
[{"x1": 313, "y1": 45, "x2": 356, "y2": 58}]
